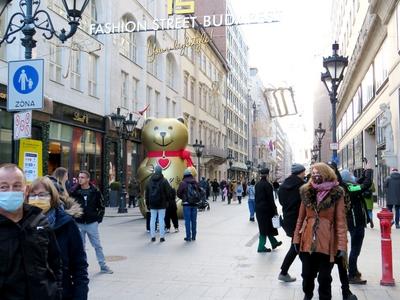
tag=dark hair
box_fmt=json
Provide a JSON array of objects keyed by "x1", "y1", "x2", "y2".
[
  {"x1": 79, "y1": 170, "x2": 90, "y2": 179},
  {"x1": 251, "y1": 179, "x2": 255, "y2": 185}
]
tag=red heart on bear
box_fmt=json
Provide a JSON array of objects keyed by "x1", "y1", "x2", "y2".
[{"x1": 158, "y1": 158, "x2": 170, "y2": 169}]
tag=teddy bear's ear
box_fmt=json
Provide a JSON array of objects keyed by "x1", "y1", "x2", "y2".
[
  {"x1": 144, "y1": 118, "x2": 154, "y2": 126},
  {"x1": 177, "y1": 117, "x2": 185, "y2": 124}
]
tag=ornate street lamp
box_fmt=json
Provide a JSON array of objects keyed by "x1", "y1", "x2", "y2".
[
  {"x1": 0, "y1": 0, "x2": 90, "y2": 59},
  {"x1": 311, "y1": 145, "x2": 319, "y2": 163},
  {"x1": 193, "y1": 139, "x2": 204, "y2": 182},
  {"x1": 321, "y1": 42, "x2": 348, "y2": 163},
  {"x1": 314, "y1": 122, "x2": 326, "y2": 162},
  {"x1": 245, "y1": 160, "x2": 252, "y2": 181},
  {"x1": 110, "y1": 107, "x2": 137, "y2": 213},
  {"x1": 227, "y1": 153, "x2": 234, "y2": 180}
]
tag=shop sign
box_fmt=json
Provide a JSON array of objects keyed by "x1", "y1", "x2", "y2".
[
  {"x1": 14, "y1": 110, "x2": 32, "y2": 140},
  {"x1": 330, "y1": 143, "x2": 339, "y2": 150},
  {"x1": 18, "y1": 139, "x2": 43, "y2": 183},
  {"x1": 73, "y1": 111, "x2": 89, "y2": 124},
  {"x1": 168, "y1": 0, "x2": 195, "y2": 15}
]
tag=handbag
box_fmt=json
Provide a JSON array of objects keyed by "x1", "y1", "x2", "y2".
[{"x1": 272, "y1": 215, "x2": 282, "y2": 229}]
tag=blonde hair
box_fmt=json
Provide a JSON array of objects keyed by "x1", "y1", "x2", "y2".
[
  {"x1": 28, "y1": 177, "x2": 61, "y2": 208},
  {"x1": 303, "y1": 162, "x2": 337, "y2": 188}
]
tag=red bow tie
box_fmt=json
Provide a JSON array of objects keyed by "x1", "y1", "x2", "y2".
[{"x1": 147, "y1": 150, "x2": 194, "y2": 170}]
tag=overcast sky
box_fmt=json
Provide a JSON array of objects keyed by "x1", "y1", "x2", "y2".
[{"x1": 230, "y1": 0, "x2": 333, "y2": 163}]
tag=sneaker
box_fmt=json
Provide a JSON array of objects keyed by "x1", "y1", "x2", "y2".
[
  {"x1": 257, "y1": 247, "x2": 271, "y2": 253},
  {"x1": 100, "y1": 266, "x2": 113, "y2": 274},
  {"x1": 165, "y1": 228, "x2": 170, "y2": 233},
  {"x1": 249, "y1": 217, "x2": 255, "y2": 222},
  {"x1": 348, "y1": 276, "x2": 367, "y2": 285},
  {"x1": 344, "y1": 292, "x2": 358, "y2": 300},
  {"x1": 278, "y1": 273, "x2": 296, "y2": 282},
  {"x1": 174, "y1": 228, "x2": 179, "y2": 233},
  {"x1": 151, "y1": 237, "x2": 156, "y2": 242},
  {"x1": 184, "y1": 237, "x2": 191, "y2": 242},
  {"x1": 396, "y1": 224, "x2": 400, "y2": 229},
  {"x1": 272, "y1": 241, "x2": 283, "y2": 250},
  {"x1": 160, "y1": 237, "x2": 165, "y2": 242}
]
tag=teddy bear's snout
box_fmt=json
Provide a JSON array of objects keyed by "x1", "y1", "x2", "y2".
[{"x1": 160, "y1": 131, "x2": 166, "y2": 138}]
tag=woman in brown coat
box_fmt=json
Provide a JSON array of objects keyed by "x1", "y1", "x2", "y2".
[{"x1": 293, "y1": 163, "x2": 347, "y2": 300}]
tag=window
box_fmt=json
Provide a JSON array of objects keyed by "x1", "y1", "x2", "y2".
[
  {"x1": 183, "y1": 72, "x2": 189, "y2": 99},
  {"x1": 190, "y1": 78, "x2": 195, "y2": 103},
  {"x1": 346, "y1": 101, "x2": 353, "y2": 129},
  {"x1": 361, "y1": 65, "x2": 374, "y2": 108},
  {"x1": 155, "y1": 91, "x2": 160, "y2": 117},
  {"x1": 88, "y1": 54, "x2": 98, "y2": 97},
  {"x1": 146, "y1": 86, "x2": 152, "y2": 117},
  {"x1": 121, "y1": 71, "x2": 128, "y2": 108},
  {"x1": 166, "y1": 55, "x2": 175, "y2": 89},
  {"x1": 132, "y1": 77, "x2": 138, "y2": 111},
  {"x1": 374, "y1": 40, "x2": 388, "y2": 90},
  {"x1": 166, "y1": 97, "x2": 171, "y2": 117},
  {"x1": 49, "y1": 44, "x2": 62, "y2": 82},
  {"x1": 172, "y1": 101, "x2": 176, "y2": 117},
  {"x1": 79, "y1": 0, "x2": 97, "y2": 33},
  {"x1": 147, "y1": 37, "x2": 159, "y2": 77},
  {"x1": 70, "y1": 50, "x2": 81, "y2": 90},
  {"x1": 120, "y1": 15, "x2": 137, "y2": 62},
  {"x1": 353, "y1": 86, "x2": 362, "y2": 119}
]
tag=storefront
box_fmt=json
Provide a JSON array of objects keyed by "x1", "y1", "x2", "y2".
[
  {"x1": 0, "y1": 84, "x2": 12, "y2": 164},
  {"x1": 48, "y1": 102, "x2": 105, "y2": 190}
]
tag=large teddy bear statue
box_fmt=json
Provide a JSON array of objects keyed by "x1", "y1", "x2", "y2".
[{"x1": 137, "y1": 118, "x2": 196, "y2": 217}]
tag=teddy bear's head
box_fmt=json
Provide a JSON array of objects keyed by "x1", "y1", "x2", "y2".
[{"x1": 142, "y1": 118, "x2": 188, "y2": 151}]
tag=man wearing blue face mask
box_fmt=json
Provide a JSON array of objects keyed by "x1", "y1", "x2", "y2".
[{"x1": 0, "y1": 163, "x2": 63, "y2": 299}]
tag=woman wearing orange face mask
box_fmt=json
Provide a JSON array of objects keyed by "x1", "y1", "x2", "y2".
[{"x1": 28, "y1": 177, "x2": 89, "y2": 300}]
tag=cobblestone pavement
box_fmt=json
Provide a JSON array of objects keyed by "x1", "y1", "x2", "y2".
[{"x1": 87, "y1": 199, "x2": 400, "y2": 299}]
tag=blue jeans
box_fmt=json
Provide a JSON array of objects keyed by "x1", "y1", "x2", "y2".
[
  {"x1": 78, "y1": 222, "x2": 106, "y2": 268},
  {"x1": 248, "y1": 200, "x2": 255, "y2": 218},
  {"x1": 183, "y1": 205, "x2": 197, "y2": 240},
  {"x1": 150, "y1": 209, "x2": 166, "y2": 238},
  {"x1": 348, "y1": 226, "x2": 365, "y2": 277},
  {"x1": 387, "y1": 205, "x2": 400, "y2": 225}
]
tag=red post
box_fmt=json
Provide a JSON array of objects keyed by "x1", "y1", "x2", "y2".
[{"x1": 377, "y1": 208, "x2": 395, "y2": 286}]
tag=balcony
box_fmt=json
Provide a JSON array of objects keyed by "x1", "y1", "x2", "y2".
[{"x1": 202, "y1": 146, "x2": 226, "y2": 165}]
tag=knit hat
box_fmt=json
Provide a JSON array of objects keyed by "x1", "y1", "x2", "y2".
[
  {"x1": 291, "y1": 163, "x2": 305, "y2": 175},
  {"x1": 340, "y1": 169, "x2": 356, "y2": 184},
  {"x1": 260, "y1": 168, "x2": 269, "y2": 176},
  {"x1": 154, "y1": 165, "x2": 162, "y2": 174},
  {"x1": 183, "y1": 168, "x2": 192, "y2": 176}
]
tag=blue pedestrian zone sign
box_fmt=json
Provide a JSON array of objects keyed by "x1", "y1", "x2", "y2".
[{"x1": 7, "y1": 59, "x2": 44, "y2": 111}]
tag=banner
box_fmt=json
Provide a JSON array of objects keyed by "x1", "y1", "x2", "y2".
[{"x1": 18, "y1": 139, "x2": 43, "y2": 183}]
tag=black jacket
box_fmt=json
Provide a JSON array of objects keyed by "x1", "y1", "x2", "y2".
[
  {"x1": 344, "y1": 184, "x2": 369, "y2": 229},
  {"x1": 145, "y1": 173, "x2": 171, "y2": 209},
  {"x1": 70, "y1": 184, "x2": 105, "y2": 224},
  {"x1": 278, "y1": 174, "x2": 305, "y2": 237},
  {"x1": 0, "y1": 204, "x2": 62, "y2": 300},
  {"x1": 255, "y1": 178, "x2": 278, "y2": 236},
  {"x1": 177, "y1": 175, "x2": 200, "y2": 206},
  {"x1": 51, "y1": 207, "x2": 89, "y2": 300}
]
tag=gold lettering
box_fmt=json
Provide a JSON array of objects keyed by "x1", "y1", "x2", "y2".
[
  {"x1": 73, "y1": 112, "x2": 89, "y2": 124},
  {"x1": 168, "y1": 0, "x2": 195, "y2": 16}
]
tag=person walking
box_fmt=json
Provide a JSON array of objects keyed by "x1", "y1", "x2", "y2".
[
  {"x1": 70, "y1": 170, "x2": 113, "y2": 274},
  {"x1": 364, "y1": 182, "x2": 375, "y2": 228},
  {"x1": 177, "y1": 168, "x2": 201, "y2": 241},
  {"x1": 165, "y1": 187, "x2": 179, "y2": 233},
  {"x1": 236, "y1": 181, "x2": 243, "y2": 204},
  {"x1": 211, "y1": 179, "x2": 220, "y2": 202},
  {"x1": 29, "y1": 176, "x2": 89, "y2": 300},
  {"x1": 50, "y1": 167, "x2": 70, "y2": 198},
  {"x1": 145, "y1": 165, "x2": 171, "y2": 242},
  {"x1": 273, "y1": 180, "x2": 280, "y2": 200},
  {"x1": 293, "y1": 162, "x2": 347, "y2": 300},
  {"x1": 0, "y1": 163, "x2": 63, "y2": 299},
  {"x1": 384, "y1": 168, "x2": 400, "y2": 228},
  {"x1": 277, "y1": 163, "x2": 306, "y2": 282},
  {"x1": 127, "y1": 178, "x2": 140, "y2": 208},
  {"x1": 247, "y1": 179, "x2": 256, "y2": 221},
  {"x1": 255, "y1": 168, "x2": 282, "y2": 252},
  {"x1": 227, "y1": 180, "x2": 234, "y2": 204},
  {"x1": 220, "y1": 179, "x2": 227, "y2": 201}
]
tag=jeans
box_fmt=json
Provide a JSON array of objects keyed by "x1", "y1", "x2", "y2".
[
  {"x1": 183, "y1": 205, "x2": 197, "y2": 240},
  {"x1": 387, "y1": 204, "x2": 400, "y2": 225},
  {"x1": 300, "y1": 252, "x2": 334, "y2": 300},
  {"x1": 281, "y1": 243, "x2": 297, "y2": 275},
  {"x1": 348, "y1": 226, "x2": 365, "y2": 277},
  {"x1": 150, "y1": 209, "x2": 166, "y2": 238},
  {"x1": 248, "y1": 200, "x2": 255, "y2": 218},
  {"x1": 221, "y1": 191, "x2": 225, "y2": 201},
  {"x1": 78, "y1": 222, "x2": 106, "y2": 268},
  {"x1": 212, "y1": 192, "x2": 219, "y2": 201}
]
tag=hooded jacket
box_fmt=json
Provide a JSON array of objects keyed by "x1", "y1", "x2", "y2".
[
  {"x1": 0, "y1": 204, "x2": 62, "y2": 300},
  {"x1": 385, "y1": 172, "x2": 400, "y2": 206},
  {"x1": 177, "y1": 175, "x2": 201, "y2": 206},
  {"x1": 145, "y1": 173, "x2": 171, "y2": 209},
  {"x1": 70, "y1": 184, "x2": 105, "y2": 224},
  {"x1": 278, "y1": 174, "x2": 305, "y2": 237},
  {"x1": 50, "y1": 205, "x2": 89, "y2": 300}
]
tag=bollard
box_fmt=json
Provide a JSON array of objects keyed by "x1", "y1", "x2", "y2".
[{"x1": 377, "y1": 208, "x2": 395, "y2": 286}]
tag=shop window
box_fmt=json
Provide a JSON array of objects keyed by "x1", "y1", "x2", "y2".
[{"x1": 0, "y1": 110, "x2": 12, "y2": 164}]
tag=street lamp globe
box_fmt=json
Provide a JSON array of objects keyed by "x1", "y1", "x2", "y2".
[
  {"x1": 62, "y1": 0, "x2": 91, "y2": 21},
  {"x1": 124, "y1": 113, "x2": 137, "y2": 135},
  {"x1": 110, "y1": 107, "x2": 126, "y2": 131},
  {"x1": 193, "y1": 139, "x2": 204, "y2": 157},
  {"x1": 323, "y1": 43, "x2": 348, "y2": 83}
]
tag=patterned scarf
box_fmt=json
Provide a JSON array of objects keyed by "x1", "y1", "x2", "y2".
[{"x1": 311, "y1": 181, "x2": 339, "y2": 204}]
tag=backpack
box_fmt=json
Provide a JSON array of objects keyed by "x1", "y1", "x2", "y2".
[
  {"x1": 149, "y1": 180, "x2": 163, "y2": 207},
  {"x1": 186, "y1": 182, "x2": 201, "y2": 205}
]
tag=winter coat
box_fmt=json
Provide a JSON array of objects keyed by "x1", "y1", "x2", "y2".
[
  {"x1": 343, "y1": 183, "x2": 369, "y2": 230},
  {"x1": 255, "y1": 178, "x2": 278, "y2": 236},
  {"x1": 70, "y1": 184, "x2": 105, "y2": 224},
  {"x1": 293, "y1": 185, "x2": 347, "y2": 263},
  {"x1": 385, "y1": 172, "x2": 400, "y2": 206},
  {"x1": 211, "y1": 181, "x2": 220, "y2": 193},
  {"x1": 278, "y1": 174, "x2": 305, "y2": 237},
  {"x1": 127, "y1": 181, "x2": 140, "y2": 197},
  {"x1": 248, "y1": 185, "x2": 255, "y2": 201},
  {"x1": 50, "y1": 206, "x2": 89, "y2": 300},
  {"x1": 177, "y1": 175, "x2": 200, "y2": 207},
  {"x1": 145, "y1": 173, "x2": 171, "y2": 209},
  {"x1": 0, "y1": 204, "x2": 62, "y2": 300}
]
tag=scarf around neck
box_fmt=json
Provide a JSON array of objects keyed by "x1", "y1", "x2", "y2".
[{"x1": 311, "y1": 181, "x2": 339, "y2": 204}]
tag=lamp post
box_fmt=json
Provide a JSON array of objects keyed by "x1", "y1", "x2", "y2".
[
  {"x1": 0, "y1": 0, "x2": 90, "y2": 163},
  {"x1": 321, "y1": 43, "x2": 348, "y2": 163},
  {"x1": 311, "y1": 145, "x2": 319, "y2": 164},
  {"x1": 314, "y1": 122, "x2": 326, "y2": 162},
  {"x1": 227, "y1": 153, "x2": 234, "y2": 180},
  {"x1": 245, "y1": 160, "x2": 252, "y2": 181},
  {"x1": 110, "y1": 107, "x2": 137, "y2": 213},
  {"x1": 193, "y1": 139, "x2": 204, "y2": 182}
]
